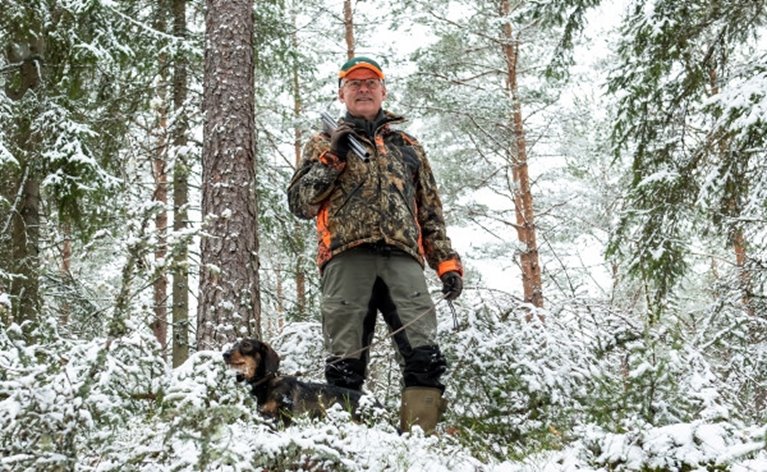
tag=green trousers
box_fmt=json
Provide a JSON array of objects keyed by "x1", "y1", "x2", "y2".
[{"x1": 320, "y1": 245, "x2": 446, "y2": 391}]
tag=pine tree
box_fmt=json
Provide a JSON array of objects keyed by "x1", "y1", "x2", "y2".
[
  {"x1": 151, "y1": 0, "x2": 171, "y2": 353},
  {"x1": 500, "y1": 0, "x2": 543, "y2": 310},
  {"x1": 197, "y1": 0, "x2": 261, "y2": 348},
  {"x1": 398, "y1": 0, "x2": 599, "y2": 310},
  {"x1": 171, "y1": 0, "x2": 191, "y2": 367}
]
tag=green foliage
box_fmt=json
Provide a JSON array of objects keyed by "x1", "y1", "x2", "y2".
[
  {"x1": 606, "y1": 0, "x2": 767, "y2": 317},
  {"x1": 0, "y1": 0, "x2": 202, "y2": 329},
  {"x1": 1, "y1": 0, "x2": 164, "y2": 233},
  {"x1": 2, "y1": 0, "x2": 767, "y2": 469},
  {"x1": 521, "y1": 0, "x2": 604, "y2": 80},
  {"x1": 2, "y1": 292, "x2": 766, "y2": 469},
  {"x1": 437, "y1": 289, "x2": 765, "y2": 466},
  {"x1": 0, "y1": 318, "x2": 165, "y2": 471},
  {"x1": 442, "y1": 301, "x2": 589, "y2": 460}
]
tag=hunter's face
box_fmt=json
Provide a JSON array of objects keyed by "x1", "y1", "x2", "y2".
[{"x1": 338, "y1": 69, "x2": 386, "y2": 121}]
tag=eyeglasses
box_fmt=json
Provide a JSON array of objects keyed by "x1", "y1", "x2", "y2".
[{"x1": 343, "y1": 79, "x2": 383, "y2": 91}]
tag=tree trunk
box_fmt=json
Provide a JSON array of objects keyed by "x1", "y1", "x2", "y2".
[
  {"x1": 732, "y1": 229, "x2": 753, "y2": 313},
  {"x1": 9, "y1": 166, "x2": 41, "y2": 325},
  {"x1": 500, "y1": 0, "x2": 544, "y2": 313},
  {"x1": 198, "y1": 0, "x2": 261, "y2": 349},
  {"x1": 60, "y1": 220, "x2": 72, "y2": 324},
  {"x1": 707, "y1": 65, "x2": 753, "y2": 317},
  {"x1": 151, "y1": 5, "x2": 169, "y2": 351},
  {"x1": 295, "y1": 259, "x2": 306, "y2": 318},
  {"x1": 2, "y1": 32, "x2": 45, "y2": 328},
  {"x1": 343, "y1": 0, "x2": 355, "y2": 59},
  {"x1": 290, "y1": 16, "x2": 306, "y2": 318},
  {"x1": 171, "y1": 0, "x2": 190, "y2": 367}
]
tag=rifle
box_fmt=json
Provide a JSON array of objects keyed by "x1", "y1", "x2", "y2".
[{"x1": 320, "y1": 112, "x2": 371, "y2": 162}]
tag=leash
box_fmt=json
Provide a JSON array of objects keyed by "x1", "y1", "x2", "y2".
[{"x1": 447, "y1": 299, "x2": 459, "y2": 330}]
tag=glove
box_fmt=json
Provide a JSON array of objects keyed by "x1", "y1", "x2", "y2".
[
  {"x1": 329, "y1": 123, "x2": 353, "y2": 161},
  {"x1": 440, "y1": 271, "x2": 463, "y2": 300}
]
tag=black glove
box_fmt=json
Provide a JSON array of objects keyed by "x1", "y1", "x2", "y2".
[
  {"x1": 440, "y1": 271, "x2": 463, "y2": 300},
  {"x1": 329, "y1": 123, "x2": 353, "y2": 161}
]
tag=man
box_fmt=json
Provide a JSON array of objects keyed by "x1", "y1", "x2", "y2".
[{"x1": 287, "y1": 56, "x2": 463, "y2": 434}]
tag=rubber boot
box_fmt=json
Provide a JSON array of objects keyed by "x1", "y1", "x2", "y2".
[{"x1": 399, "y1": 387, "x2": 446, "y2": 435}]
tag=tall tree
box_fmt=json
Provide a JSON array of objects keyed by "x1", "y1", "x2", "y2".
[
  {"x1": 399, "y1": 0, "x2": 597, "y2": 309},
  {"x1": 289, "y1": 9, "x2": 308, "y2": 319},
  {"x1": 1, "y1": 17, "x2": 44, "y2": 325},
  {"x1": 197, "y1": 0, "x2": 261, "y2": 349},
  {"x1": 606, "y1": 0, "x2": 767, "y2": 320},
  {"x1": 0, "y1": 1, "x2": 163, "y2": 331},
  {"x1": 500, "y1": 0, "x2": 543, "y2": 309},
  {"x1": 171, "y1": 0, "x2": 191, "y2": 366},
  {"x1": 151, "y1": 1, "x2": 170, "y2": 352}
]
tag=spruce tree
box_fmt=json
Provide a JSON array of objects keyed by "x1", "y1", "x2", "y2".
[
  {"x1": 0, "y1": 0, "x2": 177, "y2": 333},
  {"x1": 606, "y1": 0, "x2": 767, "y2": 320}
]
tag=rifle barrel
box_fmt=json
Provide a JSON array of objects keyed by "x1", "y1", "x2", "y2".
[{"x1": 320, "y1": 112, "x2": 371, "y2": 162}]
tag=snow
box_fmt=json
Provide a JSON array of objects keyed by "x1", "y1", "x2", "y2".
[
  {"x1": 0, "y1": 314, "x2": 758, "y2": 470},
  {"x1": 0, "y1": 141, "x2": 18, "y2": 166},
  {"x1": 1, "y1": 0, "x2": 766, "y2": 470},
  {"x1": 0, "y1": 292, "x2": 11, "y2": 309},
  {"x1": 8, "y1": 249, "x2": 755, "y2": 463}
]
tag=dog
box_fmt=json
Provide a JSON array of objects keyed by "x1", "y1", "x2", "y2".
[{"x1": 223, "y1": 338, "x2": 380, "y2": 425}]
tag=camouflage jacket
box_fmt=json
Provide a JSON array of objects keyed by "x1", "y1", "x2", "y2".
[{"x1": 287, "y1": 109, "x2": 463, "y2": 277}]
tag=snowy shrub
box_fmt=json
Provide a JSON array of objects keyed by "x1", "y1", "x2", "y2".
[
  {"x1": 583, "y1": 321, "x2": 733, "y2": 430},
  {"x1": 440, "y1": 299, "x2": 596, "y2": 459},
  {"x1": 689, "y1": 298, "x2": 767, "y2": 423},
  {"x1": 580, "y1": 422, "x2": 767, "y2": 470},
  {"x1": 439, "y1": 293, "x2": 757, "y2": 463},
  {"x1": 92, "y1": 350, "x2": 268, "y2": 470},
  {"x1": 0, "y1": 320, "x2": 164, "y2": 471},
  {"x1": 270, "y1": 321, "x2": 325, "y2": 380},
  {"x1": 0, "y1": 325, "x2": 98, "y2": 471},
  {"x1": 93, "y1": 349, "x2": 489, "y2": 472}
]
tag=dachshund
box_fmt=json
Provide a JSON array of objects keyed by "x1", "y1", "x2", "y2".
[{"x1": 223, "y1": 338, "x2": 380, "y2": 425}]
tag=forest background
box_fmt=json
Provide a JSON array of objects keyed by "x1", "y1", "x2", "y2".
[{"x1": 1, "y1": 0, "x2": 766, "y2": 470}]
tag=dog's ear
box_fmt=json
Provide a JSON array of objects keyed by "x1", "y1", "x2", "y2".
[{"x1": 259, "y1": 342, "x2": 280, "y2": 375}]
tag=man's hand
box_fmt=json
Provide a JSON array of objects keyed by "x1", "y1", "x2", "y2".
[
  {"x1": 440, "y1": 271, "x2": 463, "y2": 300},
  {"x1": 329, "y1": 123, "x2": 353, "y2": 160}
]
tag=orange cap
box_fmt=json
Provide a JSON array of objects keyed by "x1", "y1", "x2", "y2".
[{"x1": 338, "y1": 56, "x2": 385, "y2": 86}]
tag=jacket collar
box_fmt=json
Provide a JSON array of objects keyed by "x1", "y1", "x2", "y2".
[{"x1": 343, "y1": 109, "x2": 406, "y2": 139}]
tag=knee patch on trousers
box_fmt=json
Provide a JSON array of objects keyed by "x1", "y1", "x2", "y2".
[
  {"x1": 325, "y1": 357, "x2": 366, "y2": 391},
  {"x1": 403, "y1": 345, "x2": 447, "y2": 392}
]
